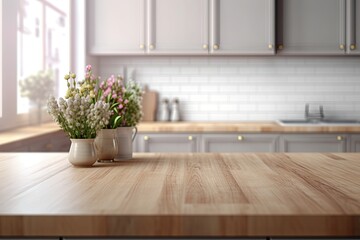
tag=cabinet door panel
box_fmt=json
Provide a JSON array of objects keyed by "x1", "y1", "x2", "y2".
[
  {"x1": 138, "y1": 134, "x2": 199, "y2": 152},
  {"x1": 347, "y1": 0, "x2": 360, "y2": 54},
  {"x1": 277, "y1": 0, "x2": 346, "y2": 55},
  {"x1": 148, "y1": 0, "x2": 208, "y2": 54},
  {"x1": 280, "y1": 134, "x2": 348, "y2": 152},
  {"x1": 88, "y1": 0, "x2": 145, "y2": 55},
  {"x1": 211, "y1": 0, "x2": 275, "y2": 55},
  {"x1": 350, "y1": 134, "x2": 360, "y2": 152},
  {"x1": 202, "y1": 134, "x2": 278, "y2": 152}
]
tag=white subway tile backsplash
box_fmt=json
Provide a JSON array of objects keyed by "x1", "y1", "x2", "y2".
[{"x1": 99, "y1": 56, "x2": 360, "y2": 121}]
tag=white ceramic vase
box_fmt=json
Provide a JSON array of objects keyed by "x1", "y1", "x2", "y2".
[
  {"x1": 114, "y1": 127, "x2": 137, "y2": 161},
  {"x1": 95, "y1": 129, "x2": 118, "y2": 162},
  {"x1": 68, "y1": 139, "x2": 97, "y2": 167}
]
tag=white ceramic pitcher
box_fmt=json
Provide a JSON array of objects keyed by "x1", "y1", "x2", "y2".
[{"x1": 114, "y1": 127, "x2": 137, "y2": 161}]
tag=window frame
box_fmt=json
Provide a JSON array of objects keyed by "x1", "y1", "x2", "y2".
[{"x1": 0, "y1": 0, "x2": 77, "y2": 131}]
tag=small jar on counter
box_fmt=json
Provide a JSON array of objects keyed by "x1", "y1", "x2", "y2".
[
  {"x1": 159, "y1": 98, "x2": 170, "y2": 121},
  {"x1": 170, "y1": 98, "x2": 180, "y2": 122}
]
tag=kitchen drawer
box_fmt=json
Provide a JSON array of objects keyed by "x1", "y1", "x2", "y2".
[
  {"x1": 137, "y1": 133, "x2": 200, "y2": 153},
  {"x1": 201, "y1": 133, "x2": 278, "y2": 152}
]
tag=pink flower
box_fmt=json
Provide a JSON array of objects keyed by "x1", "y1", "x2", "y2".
[
  {"x1": 112, "y1": 94, "x2": 117, "y2": 99},
  {"x1": 86, "y1": 65, "x2": 92, "y2": 71},
  {"x1": 118, "y1": 104, "x2": 123, "y2": 109},
  {"x1": 100, "y1": 82, "x2": 104, "y2": 88},
  {"x1": 104, "y1": 88, "x2": 111, "y2": 97},
  {"x1": 124, "y1": 99, "x2": 129, "y2": 104}
]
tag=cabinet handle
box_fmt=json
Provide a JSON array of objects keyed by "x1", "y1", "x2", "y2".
[
  {"x1": 339, "y1": 44, "x2": 345, "y2": 50},
  {"x1": 202, "y1": 44, "x2": 208, "y2": 50},
  {"x1": 350, "y1": 44, "x2": 356, "y2": 50},
  {"x1": 268, "y1": 44, "x2": 273, "y2": 49},
  {"x1": 213, "y1": 44, "x2": 219, "y2": 50},
  {"x1": 149, "y1": 44, "x2": 155, "y2": 50},
  {"x1": 188, "y1": 136, "x2": 193, "y2": 141},
  {"x1": 45, "y1": 143, "x2": 53, "y2": 149},
  {"x1": 336, "y1": 136, "x2": 343, "y2": 141},
  {"x1": 144, "y1": 136, "x2": 149, "y2": 141},
  {"x1": 237, "y1": 136, "x2": 244, "y2": 141},
  {"x1": 278, "y1": 44, "x2": 284, "y2": 50},
  {"x1": 139, "y1": 44, "x2": 145, "y2": 49}
]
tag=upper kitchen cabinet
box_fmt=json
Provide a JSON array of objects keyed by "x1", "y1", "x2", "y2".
[
  {"x1": 210, "y1": 0, "x2": 275, "y2": 55},
  {"x1": 346, "y1": 0, "x2": 360, "y2": 54},
  {"x1": 277, "y1": 0, "x2": 346, "y2": 55},
  {"x1": 147, "y1": 0, "x2": 209, "y2": 54},
  {"x1": 87, "y1": 0, "x2": 146, "y2": 55}
]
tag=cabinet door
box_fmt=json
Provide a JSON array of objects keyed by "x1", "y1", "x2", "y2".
[
  {"x1": 279, "y1": 134, "x2": 348, "y2": 152},
  {"x1": 277, "y1": 0, "x2": 346, "y2": 55},
  {"x1": 88, "y1": 0, "x2": 146, "y2": 55},
  {"x1": 350, "y1": 134, "x2": 360, "y2": 152},
  {"x1": 210, "y1": 0, "x2": 275, "y2": 55},
  {"x1": 137, "y1": 133, "x2": 199, "y2": 152},
  {"x1": 202, "y1": 134, "x2": 278, "y2": 152},
  {"x1": 347, "y1": 0, "x2": 360, "y2": 54},
  {"x1": 147, "y1": 0, "x2": 209, "y2": 54}
]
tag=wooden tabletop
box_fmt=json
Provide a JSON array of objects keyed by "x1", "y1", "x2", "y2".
[{"x1": 0, "y1": 152, "x2": 359, "y2": 237}]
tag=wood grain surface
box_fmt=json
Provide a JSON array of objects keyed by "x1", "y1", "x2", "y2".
[{"x1": 0, "y1": 152, "x2": 359, "y2": 237}]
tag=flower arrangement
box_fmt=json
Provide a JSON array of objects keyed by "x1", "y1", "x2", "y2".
[
  {"x1": 98, "y1": 75, "x2": 143, "y2": 129},
  {"x1": 98, "y1": 75, "x2": 127, "y2": 129},
  {"x1": 121, "y1": 80, "x2": 143, "y2": 127},
  {"x1": 47, "y1": 66, "x2": 112, "y2": 139}
]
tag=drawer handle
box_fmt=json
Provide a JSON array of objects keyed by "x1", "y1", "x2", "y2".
[
  {"x1": 339, "y1": 44, "x2": 345, "y2": 50},
  {"x1": 268, "y1": 44, "x2": 273, "y2": 49},
  {"x1": 336, "y1": 136, "x2": 343, "y2": 141},
  {"x1": 149, "y1": 44, "x2": 155, "y2": 50},
  {"x1": 202, "y1": 44, "x2": 208, "y2": 50},
  {"x1": 213, "y1": 44, "x2": 219, "y2": 50},
  {"x1": 45, "y1": 143, "x2": 53, "y2": 149},
  {"x1": 350, "y1": 44, "x2": 356, "y2": 50},
  {"x1": 139, "y1": 44, "x2": 145, "y2": 49},
  {"x1": 188, "y1": 136, "x2": 193, "y2": 141},
  {"x1": 144, "y1": 136, "x2": 149, "y2": 141},
  {"x1": 278, "y1": 44, "x2": 284, "y2": 50},
  {"x1": 238, "y1": 136, "x2": 244, "y2": 141}
]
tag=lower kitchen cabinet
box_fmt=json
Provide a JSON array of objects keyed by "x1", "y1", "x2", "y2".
[
  {"x1": 201, "y1": 134, "x2": 278, "y2": 152},
  {"x1": 350, "y1": 134, "x2": 360, "y2": 152},
  {"x1": 0, "y1": 130, "x2": 71, "y2": 152},
  {"x1": 279, "y1": 134, "x2": 348, "y2": 152},
  {"x1": 135, "y1": 133, "x2": 359, "y2": 153},
  {"x1": 137, "y1": 133, "x2": 200, "y2": 152}
]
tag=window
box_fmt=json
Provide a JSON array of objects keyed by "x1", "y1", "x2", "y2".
[
  {"x1": 0, "y1": 0, "x2": 71, "y2": 130},
  {"x1": 17, "y1": 0, "x2": 70, "y2": 115}
]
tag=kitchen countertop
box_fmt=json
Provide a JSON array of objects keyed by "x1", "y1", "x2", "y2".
[
  {"x1": 0, "y1": 122, "x2": 63, "y2": 145},
  {"x1": 0, "y1": 152, "x2": 359, "y2": 237},
  {"x1": 137, "y1": 121, "x2": 360, "y2": 133},
  {"x1": 2, "y1": 121, "x2": 360, "y2": 147}
]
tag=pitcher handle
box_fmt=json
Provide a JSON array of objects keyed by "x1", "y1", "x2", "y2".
[{"x1": 132, "y1": 127, "x2": 138, "y2": 142}]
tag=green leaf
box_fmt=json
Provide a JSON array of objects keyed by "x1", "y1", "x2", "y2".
[{"x1": 113, "y1": 115, "x2": 121, "y2": 128}]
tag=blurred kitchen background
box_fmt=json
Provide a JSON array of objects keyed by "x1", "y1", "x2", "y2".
[{"x1": 1, "y1": 0, "x2": 360, "y2": 132}]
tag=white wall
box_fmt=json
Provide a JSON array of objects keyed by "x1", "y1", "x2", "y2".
[{"x1": 98, "y1": 56, "x2": 360, "y2": 121}]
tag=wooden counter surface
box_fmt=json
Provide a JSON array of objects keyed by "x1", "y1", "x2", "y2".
[
  {"x1": 0, "y1": 152, "x2": 359, "y2": 237},
  {"x1": 137, "y1": 121, "x2": 360, "y2": 133}
]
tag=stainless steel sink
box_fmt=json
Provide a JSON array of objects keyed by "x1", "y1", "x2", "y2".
[{"x1": 278, "y1": 119, "x2": 360, "y2": 125}]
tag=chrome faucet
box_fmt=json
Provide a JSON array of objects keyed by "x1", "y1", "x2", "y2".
[{"x1": 305, "y1": 103, "x2": 324, "y2": 122}]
